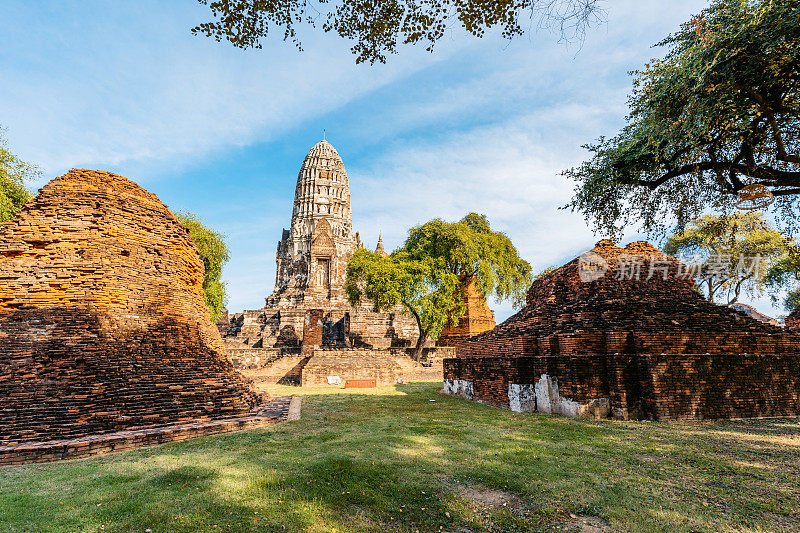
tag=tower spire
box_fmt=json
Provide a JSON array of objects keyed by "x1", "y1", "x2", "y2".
[{"x1": 375, "y1": 233, "x2": 387, "y2": 257}]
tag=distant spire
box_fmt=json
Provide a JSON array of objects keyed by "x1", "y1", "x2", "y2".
[
  {"x1": 323, "y1": 129, "x2": 326, "y2": 141},
  {"x1": 375, "y1": 233, "x2": 387, "y2": 257}
]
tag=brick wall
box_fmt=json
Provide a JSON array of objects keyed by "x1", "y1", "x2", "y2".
[
  {"x1": 439, "y1": 276, "x2": 496, "y2": 347},
  {"x1": 639, "y1": 353, "x2": 800, "y2": 420},
  {"x1": 300, "y1": 349, "x2": 443, "y2": 386},
  {"x1": 444, "y1": 351, "x2": 800, "y2": 420},
  {"x1": 302, "y1": 309, "x2": 324, "y2": 355}
]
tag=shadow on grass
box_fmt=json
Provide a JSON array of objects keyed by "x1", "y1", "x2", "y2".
[{"x1": 0, "y1": 382, "x2": 798, "y2": 532}]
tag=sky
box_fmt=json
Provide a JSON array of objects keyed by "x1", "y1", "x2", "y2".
[{"x1": 2, "y1": 0, "x2": 788, "y2": 322}]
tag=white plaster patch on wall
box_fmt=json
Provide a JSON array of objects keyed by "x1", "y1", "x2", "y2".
[
  {"x1": 534, "y1": 374, "x2": 580, "y2": 417},
  {"x1": 508, "y1": 383, "x2": 537, "y2": 412},
  {"x1": 443, "y1": 379, "x2": 474, "y2": 400},
  {"x1": 534, "y1": 374, "x2": 611, "y2": 418}
]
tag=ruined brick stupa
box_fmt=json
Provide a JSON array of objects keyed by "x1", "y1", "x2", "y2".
[
  {"x1": 445, "y1": 240, "x2": 800, "y2": 420},
  {"x1": 0, "y1": 169, "x2": 261, "y2": 445},
  {"x1": 225, "y1": 140, "x2": 420, "y2": 351}
]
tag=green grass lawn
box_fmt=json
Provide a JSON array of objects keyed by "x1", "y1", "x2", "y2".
[{"x1": 1, "y1": 382, "x2": 798, "y2": 532}]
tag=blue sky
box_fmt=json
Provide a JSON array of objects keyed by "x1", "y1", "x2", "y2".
[{"x1": 3, "y1": 0, "x2": 786, "y2": 321}]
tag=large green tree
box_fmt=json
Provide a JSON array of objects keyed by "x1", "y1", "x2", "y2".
[
  {"x1": 347, "y1": 213, "x2": 531, "y2": 359},
  {"x1": 347, "y1": 249, "x2": 462, "y2": 360},
  {"x1": 176, "y1": 212, "x2": 230, "y2": 322},
  {"x1": 193, "y1": 0, "x2": 603, "y2": 64},
  {"x1": 0, "y1": 127, "x2": 36, "y2": 222},
  {"x1": 566, "y1": 0, "x2": 800, "y2": 239},
  {"x1": 663, "y1": 212, "x2": 793, "y2": 304}
]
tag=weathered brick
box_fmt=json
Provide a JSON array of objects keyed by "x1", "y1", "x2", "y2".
[
  {"x1": 447, "y1": 240, "x2": 800, "y2": 420},
  {"x1": 0, "y1": 169, "x2": 262, "y2": 445}
]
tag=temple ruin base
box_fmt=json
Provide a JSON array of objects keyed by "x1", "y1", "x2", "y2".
[
  {"x1": 444, "y1": 350, "x2": 800, "y2": 421},
  {"x1": 236, "y1": 347, "x2": 453, "y2": 387}
]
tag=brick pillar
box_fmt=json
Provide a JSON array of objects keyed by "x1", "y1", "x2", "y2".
[{"x1": 302, "y1": 309, "x2": 324, "y2": 356}]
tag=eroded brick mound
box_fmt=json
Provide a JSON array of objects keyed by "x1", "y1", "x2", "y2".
[
  {"x1": 450, "y1": 240, "x2": 800, "y2": 420},
  {"x1": 787, "y1": 307, "x2": 800, "y2": 331},
  {"x1": 0, "y1": 169, "x2": 261, "y2": 445},
  {"x1": 462, "y1": 239, "x2": 786, "y2": 356}
]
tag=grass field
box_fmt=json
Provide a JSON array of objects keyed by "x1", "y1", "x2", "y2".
[{"x1": 1, "y1": 381, "x2": 798, "y2": 532}]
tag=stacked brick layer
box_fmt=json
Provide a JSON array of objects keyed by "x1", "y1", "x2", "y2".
[
  {"x1": 0, "y1": 396, "x2": 291, "y2": 466},
  {"x1": 300, "y1": 348, "x2": 449, "y2": 386},
  {"x1": 449, "y1": 240, "x2": 800, "y2": 420},
  {"x1": 444, "y1": 351, "x2": 800, "y2": 420},
  {"x1": 0, "y1": 169, "x2": 260, "y2": 445}
]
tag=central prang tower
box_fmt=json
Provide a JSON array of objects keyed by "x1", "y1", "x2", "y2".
[
  {"x1": 269, "y1": 140, "x2": 360, "y2": 307},
  {"x1": 224, "y1": 138, "x2": 421, "y2": 353}
]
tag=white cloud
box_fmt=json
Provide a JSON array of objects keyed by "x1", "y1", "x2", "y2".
[{"x1": 0, "y1": 2, "x2": 460, "y2": 186}]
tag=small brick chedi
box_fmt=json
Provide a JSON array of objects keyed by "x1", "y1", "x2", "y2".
[
  {"x1": 438, "y1": 276, "x2": 496, "y2": 347},
  {"x1": 444, "y1": 240, "x2": 800, "y2": 420},
  {"x1": 223, "y1": 141, "x2": 450, "y2": 385},
  {"x1": 0, "y1": 169, "x2": 260, "y2": 445}
]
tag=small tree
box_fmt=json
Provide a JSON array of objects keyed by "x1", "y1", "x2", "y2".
[
  {"x1": 663, "y1": 212, "x2": 792, "y2": 304},
  {"x1": 0, "y1": 127, "x2": 37, "y2": 222},
  {"x1": 347, "y1": 213, "x2": 531, "y2": 359},
  {"x1": 193, "y1": 0, "x2": 603, "y2": 64},
  {"x1": 565, "y1": 0, "x2": 800, "y2": 239},
  {"x1": 176, "y1": 212, "x2": 230, "y2": 322},
  {"x1": 764, "y1": 247, "x2": 800, "y2": 312},
  {"x1": 347, "y1": 249, "x2": 462, "y2": 360}
]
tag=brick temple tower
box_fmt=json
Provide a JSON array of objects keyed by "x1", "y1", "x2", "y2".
[
  {"x1": 225, "y1": 139, "x2": 420, "y2": 352},
  {"x1": 268, "y1": 140, "x2": 359, "y2": 308}
]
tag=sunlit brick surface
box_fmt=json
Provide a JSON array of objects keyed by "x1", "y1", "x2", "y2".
[{"x1": 0, "y1": 169, "x2": 261, "y2": 445}]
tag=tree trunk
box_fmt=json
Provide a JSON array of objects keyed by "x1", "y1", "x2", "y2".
[
  {"x1": 403, "y1": 301, "x2": 428, "y2": 362},
  {"x1": 413, "y1": 329, "x2": 429, "y2": 362}
]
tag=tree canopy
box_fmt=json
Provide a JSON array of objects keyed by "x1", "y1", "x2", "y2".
[
  {"x1": 402, "y1": 213, "x2": 532, "y2": 308},
  {"x1": 663, "y1": 212, "x2": 793, "y2": 305},
  {"x1": 0, "y1": 127, "x2": 36, "y2": 223},
  {"x1": 176, "y1": 212, "x2": 230, "y2": 322},
  {"x1": 347, "y1": 213, "x2": 531, "y2": 359},
  {"x1": 193, "y1": 0, "x2": 603, "y2": 64},
  {"x1": 347, "y1": 249, "x2": 462, "y2": 359},
  {"x1": 565, "y1": 0, "x2": 800, "y2": 239}
]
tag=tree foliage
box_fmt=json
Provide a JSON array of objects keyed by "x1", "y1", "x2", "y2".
[
  {"x1": 535, "y1": 266, "x2": 558, "y2": 280},
  {"x1": 347, "y1": 213, "x2": 531, "y2": 358},
  {"x1": 565, "y1": 0, "x2": 800, "y2": 239},
  {"x1": 402, "y1": 213, "x2": 532, "y2": 308},
  {"x1": 176, "y1": 212, "x2": 230, "y2": 322},
  {"x1": 347, "y1": 248, "x2": 462, "y2": 359},
  {"x1": 0, "y1": 127, "x2": 36, "y2": 223},
  {"x1": 663, "y1": 212, "x2": 793, "y2": 304},
  {"x1": 193, "y1": 0, "x2": 603, "y2": 64}
]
